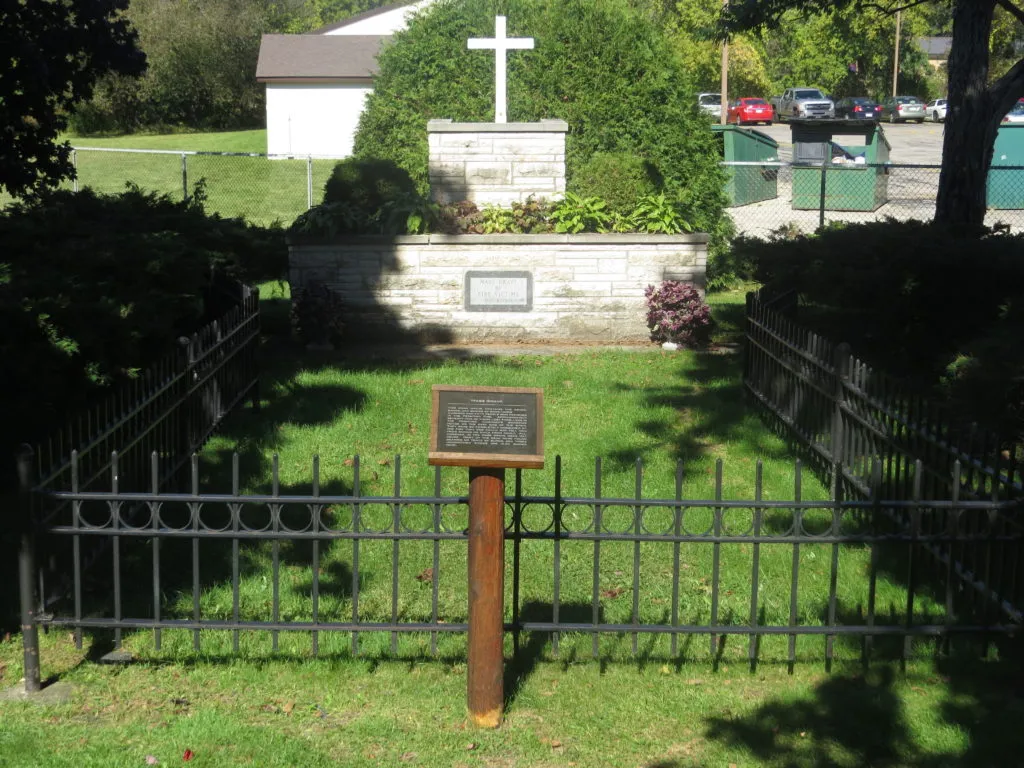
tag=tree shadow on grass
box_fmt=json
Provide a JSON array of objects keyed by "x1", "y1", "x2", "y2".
[
  {"x1": 704, "y1": 595, "x2": 1024, "y2": 767},
  {"x1": 704, "y1": 654, "x2": 1024, "y2": 767},
  {"x1": 604, "y1": 351, "x2": 796, "y2": 474}
]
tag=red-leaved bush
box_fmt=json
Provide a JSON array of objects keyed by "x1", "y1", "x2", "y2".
[{"x1": 644, "y1": 281, "x2": 713, "y2": 346}]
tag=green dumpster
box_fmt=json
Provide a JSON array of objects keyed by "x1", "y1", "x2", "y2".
[
  {"x1": 790, "y1": 119, "x2": 890, "y2": 211},
  {"x1": 712, "y1": 124, "x2": 779, "y2": 206},
  {"x1": 987, "y1": 124, "x2": 1024, "y2": 209}
]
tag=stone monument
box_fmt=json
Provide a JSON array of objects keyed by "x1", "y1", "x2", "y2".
[{"x1": 427, "y1": 15, "x2": 567, "y2": 207}]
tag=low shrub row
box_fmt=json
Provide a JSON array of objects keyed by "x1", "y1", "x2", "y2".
[
  {"x1": 735, "y1": 219, "x2": 1024, "y2": 439},
  {"x1": 1, "y1": 185, "x2": 287, "y2": 483}
]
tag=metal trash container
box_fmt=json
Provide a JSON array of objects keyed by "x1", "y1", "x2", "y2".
[
  {"x1": 790, "y1": 120, "x2": 890, "y2": 211},
  {"x1": 987, "y1": 124, "x2": 1024, "y2": 209},
  {"x1": 712, "y1": 124, "x2": 779, "y2": 206}
]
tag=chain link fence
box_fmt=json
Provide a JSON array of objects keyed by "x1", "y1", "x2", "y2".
[
  {"x1": 1, "y1": 148, "x2": 347, "y2": 227},
  {"x1": 724, "y1": 161, "x2": 1024, "y2": 238},
  {"x1": 7, "y1": 149, "x2": 1024, "y2": 235}
]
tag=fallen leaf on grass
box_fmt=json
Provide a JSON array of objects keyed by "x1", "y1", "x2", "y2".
[
  {"x1": 343, "y1": 458, "x2": 354, "y2": 467},
  {"x1": 378, "y1": 458, "x2": 391, "y2": 467},
  {"x1": 182, "y1": 750, "x2": 195, "y2": 762},
  {"x1": 400, "y1": 752, "x2": 417, "y2": 762},
  {"x1": 415, "y1": 568, "x2": 434, "y2": 583},
  {"x1": 407, "y1": 422, "x2": 418, "y2": 434},
  {"x1": 600, "y1": 587, "x2": 626, "y2": 599},
  {"x1": 282, "y1": 701, "x2": 295, "y2": 715},
  {"x1": 465, "y1": 743, "x2": 478, "y2": 751},
  {"x1": 314, "y1": 705, "x2": 328, "y2": 719},
  {"x1": 408, "y1": 379, "x2": 425, "y2": 385}
]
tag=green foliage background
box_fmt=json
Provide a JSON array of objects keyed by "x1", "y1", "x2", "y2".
[{"x1": 354, "y1": 0, "x2": 728, "y2": 243}]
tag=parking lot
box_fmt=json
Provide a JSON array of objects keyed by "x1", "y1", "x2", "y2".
[
  {"x1": 721, "y1": 119, "x2": 995, "y2": 237},
  {"x1": 749, "y1": 119, "x2": 946, "y2": 164}
]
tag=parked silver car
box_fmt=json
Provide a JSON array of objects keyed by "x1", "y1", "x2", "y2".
[
  {"x1": 697, "y1": 92, "x2": 722, "y2": 120},
  {"x1": 927, "y1": 97, "x2": 947, "y2": 122},
  {"x1": 880, "y1": 96, "x2": 926, "y2": 123}
]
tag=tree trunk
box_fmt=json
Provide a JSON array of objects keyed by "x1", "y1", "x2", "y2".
[{"x1": 936, "y1": 0, "x2": 1000, "y2": 230}]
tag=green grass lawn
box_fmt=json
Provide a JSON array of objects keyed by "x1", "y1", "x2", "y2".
[
  {"x1": 49, "y1": 299, "x2": 949, "y2": 667},
  {"x1": 65, "y1": 129, "x2": 269, "y2": 153},
  {"x1": 2, "y1": 294, "x2": 1021, "y2": 766},
  {"x1": 0, "y1": 631, "x2": 1020, "y2": 767},
  {"x1": 2, "y1": 129, "x2": 338, "y2": 226}
]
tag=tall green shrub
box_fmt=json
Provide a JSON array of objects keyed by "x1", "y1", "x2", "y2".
[
  {"x1": 572, "y1": 153, "x2": 662, "y2": 218},
  {"x1": 354, "y1": 0, "x2": 727, "y2": 246}
]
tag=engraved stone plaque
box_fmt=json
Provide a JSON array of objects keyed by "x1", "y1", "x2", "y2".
[
  {"x1": 428, "y1": 385, "x2": 544, "y2": 469},
  {"x1": 464, "y1": 271, "x2": 532, "y2": 312}
]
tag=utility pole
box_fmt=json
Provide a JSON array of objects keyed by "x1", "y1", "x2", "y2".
[
  {"x1": 892, "y1": 10, "x2": 902, "y2": 97},
  {"x1": 720, "y1": 0, "x2": 729, "y2": 125}
]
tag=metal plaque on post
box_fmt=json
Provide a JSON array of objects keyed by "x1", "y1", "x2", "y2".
[{"x1": 428, "y1": 385, "x2": 544, "y2": 469}]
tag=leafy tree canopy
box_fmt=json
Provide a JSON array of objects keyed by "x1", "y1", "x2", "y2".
[
  {"x1": 721, "y1": 0, "x2": 1024, "y2": 227},
  {"x1": 354, "y1": 0, "x2": 727, "y2": 235},
  {"x1": 0, "y1": 0, "x2": 144, "y2": 196}
]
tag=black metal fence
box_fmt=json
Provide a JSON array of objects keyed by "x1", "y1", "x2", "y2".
[
  {"x1": 744, "y1": 286, "x2": 1024, "y2": 627},
  {"x1": 723, "y1": 162, "x2": 1024, "y2": 238},
  {"x1": 24, "y1": 283, "x2": 261, "y2": 628},
  {"x1": 32, "y1": 283, "x2": 261, "y2": 499},
  {"x1": 15, "y1": 447, "x2": 1022, "y2": 677}
]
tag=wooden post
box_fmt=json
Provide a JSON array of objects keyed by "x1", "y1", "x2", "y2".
[
  {"x1": 467, "y1": 467, "x2": 506, "y2": 728},
  {"x1": 428, "y1": 385, "x2": 544, "y2": 729}
]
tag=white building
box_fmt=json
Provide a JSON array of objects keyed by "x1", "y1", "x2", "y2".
[{"x1": 256, "y1": 0, "x2": 437, "y2": 157}]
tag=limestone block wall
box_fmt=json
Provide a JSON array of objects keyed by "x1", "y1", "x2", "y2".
[
  {"x1": 427, "y1": 120, "x2": 567, "y2": 207},
  {"x1": 289, "y1": 233, "x2": 707, "y2": 343}
]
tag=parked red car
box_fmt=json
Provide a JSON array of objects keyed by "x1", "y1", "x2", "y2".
[{"x1": 727, "y1": 97, "x2": 773, "y2": 126}]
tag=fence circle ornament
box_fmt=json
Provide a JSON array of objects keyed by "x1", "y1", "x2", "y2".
[
  {"x1": 236, "y1": 503, "x2": 274, "y2": 533},
  {"x1": 721, "y1": 507, "x2": 756, "y2": 537},
  {"x1": 640, "y1": 504, "x2": 677, "y2": 536},
  {"x1": 599, "y1": 504, "x2": 637, "y2": 535},
  {"x1": 559, "y1": 503, "x2": 596, "y2": 534},
  {"x1": 680, "y1": 506, "x2": 716, "y2": 537},
  {"x1": 197, "y1": 503, "x2": 233, "y2": 533},
  {"x1": 79, "y1": 500, "x2": 115, "y2": 530},
  {"x1": 517, "y1": 502, "x2": 556, "y2": 534},
  {"x1": 400, "y1": 503, "x2": 436, "y2": 534},
  {"x1": 277, "y1": 503, "x2": 314, "y2": 534},
  {"x1": 115, "y1": 501, "x2": 156, "y2": 531},
  {"x1": 321, "y1": 504, "x2": 354, "y2": 532}
]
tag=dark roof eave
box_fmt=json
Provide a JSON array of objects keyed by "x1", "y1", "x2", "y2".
[{"x1": 258, "y1": 76, "x2": 376, "y2": 83}]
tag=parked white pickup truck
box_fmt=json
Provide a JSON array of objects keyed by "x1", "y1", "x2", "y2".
[{"x1": 771, "y1": 88, "x2": 835, "y2": 121}]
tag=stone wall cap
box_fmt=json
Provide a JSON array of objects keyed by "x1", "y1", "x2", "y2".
[
  {"x1": 289, "y1": 232, "x2": 710, "y2": 246},
  {"x1": 427, "y1": 119, "x2": 569, "y2": 133}
]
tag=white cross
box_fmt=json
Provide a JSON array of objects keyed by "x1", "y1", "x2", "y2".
[{"x1": 468, "y1": 16, "x2": 534, "y2": 124}]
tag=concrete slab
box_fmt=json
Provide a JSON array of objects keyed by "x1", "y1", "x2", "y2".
[{"x1": 0, "y1": 681, "x2": 73, "y2": 704}]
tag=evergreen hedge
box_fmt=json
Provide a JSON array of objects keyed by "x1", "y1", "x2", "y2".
[{"x1": 353, "y1": 0, "x2": 729, "y2": 252}]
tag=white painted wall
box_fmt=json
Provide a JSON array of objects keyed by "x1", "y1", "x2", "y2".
[
  {"x1": 265, "y1": 83, "x2": 371, "y2": 157},
  {"x1": 324, "y1": 0, "x2": 437, "y2": 35}
]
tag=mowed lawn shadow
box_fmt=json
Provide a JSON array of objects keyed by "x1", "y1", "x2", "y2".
[
  {"x1": 703, "y1": 653, "x2": 1024, "y2": 766},
  {"x1": 605, "y1": 351, "x2": 794, "y2": 472}
]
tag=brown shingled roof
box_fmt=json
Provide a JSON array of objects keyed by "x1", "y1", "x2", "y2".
[{"x1": 256, "y1": 34, "x2": 384, "y2": 80}]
